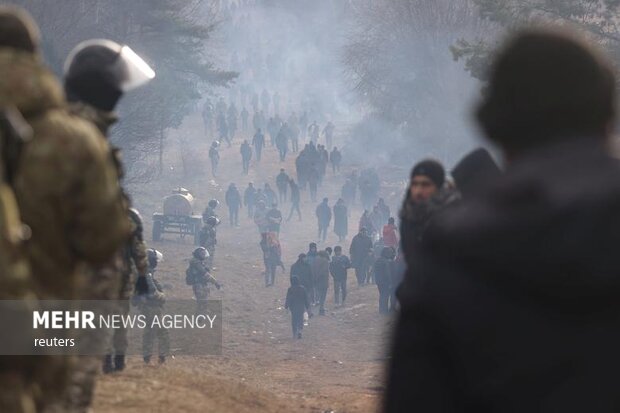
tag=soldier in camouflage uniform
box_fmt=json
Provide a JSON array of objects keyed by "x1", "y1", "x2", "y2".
[
  {"x1": 200, "y1": 216, "x2": 219, "y2": 269},
  {"x1": 59, "y1": 39, "x2": 154, "y2": 411},
  {"x1": 186, "y1": 247, "x2": 221, "y2": 313},
  {"x1": 1, "y1": 8, "x2": 130, "y2": 413},
  {"x1": 133, "y1": 249, "x2": 169, "y2": 364},
  {"x1": 0, "y1": 103, "x2": 36, "y2": 413}
]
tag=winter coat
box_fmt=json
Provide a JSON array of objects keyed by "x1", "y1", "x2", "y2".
[
  {"x1": 349, "y1": 233, "x2": 373, "y2": 267},
  {"x1": 329, "y1": 255, "x2": 351, "y2": 281},
  {"x1": 285, "y1": 285, "x2": 309, "y2": 314},
  {"x1": 316, "y1": 202, "x2": 332, "y2": 226},
  {"x1": 387, "y1": 138, "x2": 620, "y2": 412},
  {"x1": 333, "y1": 204, "x2": 348, "y2": 237},
  {"x1": 291, "y1": 259, "x2": 313, "y2": 290},
  {"x1": 225, "y1": 187, "x2": 242, "y2": 209}
]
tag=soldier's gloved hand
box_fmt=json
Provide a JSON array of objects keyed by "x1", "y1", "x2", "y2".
[{"x1": 135, "y1": 275, "x2": 148, "y2": 295}]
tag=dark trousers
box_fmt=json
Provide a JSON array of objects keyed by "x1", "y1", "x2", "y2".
[
  {"x1": 278, "y1": 187, "x2": 287, "y2": 203},
  {"x1": 265, "y1": 264, "x2": 276, "y2": 286},
  {"x1": 247, "y1": 203, "x2": 254, "y2": 218},
  {"x1": 355, "y1": 265, "x2": 366, "y2": 285},
  {"x1": 255, "y1": 147, "x2": 262, "y2": 161},
  {"x1": 287, "y1": 202, "x2": 301, "y2": 221},
  {"x1": 229, "y1": 207, "x2": 239, "y2": 226},
  {"x1": 378, "y1": 284, "x2": 391, "y2": 314},
  {"x1": 242, "y1": 158, "x2": 250, "y2": 174},
  {"x1": 291, "y1": 310, "x2": 304, "y2": 337},
  {"x1": 334, "y1": 275, "x2": 347, "y2": 304},
  {"x1": 318, "y1": 224, "x2": 328, "y2": 242},
  {"x1": 317, "y1": 286, "x2": 328, "y2": 314},
  {"x1": 278, "y1": 147, "x2": 287, "y2": 161}
]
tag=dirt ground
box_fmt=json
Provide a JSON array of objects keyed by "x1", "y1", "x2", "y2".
[{"x1": 93, "y1": 115, "x2": 402, "y2": 412}]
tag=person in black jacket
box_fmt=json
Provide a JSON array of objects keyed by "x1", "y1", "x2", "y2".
[
  {"x1": 285, "y1": 276, "x2": 309, "y2": 339},
  {"x1": 315, "y1": 198, "x2": 332, "y2": 242},
  {"x1": 349, "y1": 228, "x2": 373, "y2": 286},
  {"x1": 374, "y1": 246, "x2": 395, "y2": 314},
  {"x1": 225, "y1": 183, "x2": 242, "y2": 227},
  {"x1": 386, "y1": 29, "x2": 620, "y2": 412}
]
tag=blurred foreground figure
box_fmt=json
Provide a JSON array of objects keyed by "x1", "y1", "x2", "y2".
[
  {"x1": 62, "y1": 37, "x2": 154, "y2": 410},
  {"x1": 386, "y1": 29, "x2": 620, "y2": 412},
  {"x1": 1, "y1": 7, "x2": 129, "y2": 412}
]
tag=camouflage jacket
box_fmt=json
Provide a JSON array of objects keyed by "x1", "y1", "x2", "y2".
[
  {"x1": 69, "y1": 102, "x2": 148, "y2": 298},
  {"x1": 2, "y1": 49, "x2": 130, "y2": 299},
  {"x1": 187, "y1": 257, "x2": 218, "y2": 285}
]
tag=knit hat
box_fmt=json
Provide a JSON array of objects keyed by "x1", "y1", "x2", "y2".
[{"x1": 410, "y1": 159, "x2": 445, "y2": 188}]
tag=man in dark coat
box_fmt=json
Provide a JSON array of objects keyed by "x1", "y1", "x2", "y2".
[
  {"x1": 330, "y1": 146, "x2": 342, "y2": 173},
  {"x1": 276, "y1": 168, "x2": 289, "y2": 204},
  {"x1": 240, "y1": 140, "x2": 252, "y2": 175},
  {"x1": 349, "y1": 228, "x2": 373, "y2": 286},
  {"x1": 315, "y1": 198, "x2": 332, "y2": 242},
  {"x1": 290, "y1": 253, "x2": 313, "y2": 317},
  {"x1": 333, "y1": 198, "x2": 348, "y2": 242},
  {"x1": 244, "y1": 183, "x2": 256, "y2": 218},
  {"x1": 386, "y1": 29, "x2": 620, "y2": 412},
  {"x1": 225, "y1": 183, "x2": 242, "y2": 227},
  {"x1": 374, "y1": 246, "x2": 394, "y2": 314},
  {"x1": 252, "y1": 128, "x2": 265, "y2": 162},
  {"x1": 311, "y1": 250, "x2": 330, "y2": 315},
  {"x1": 329, "y1": 246, "x2": 351, "y2": 305},
  {"x1": 285, "y1": 276, "x2": 309, "y2": 339},
  {"x1": 287, "y1": 178, "x2": 302, "y2": 222}
]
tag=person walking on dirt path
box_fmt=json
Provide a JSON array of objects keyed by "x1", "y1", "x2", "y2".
[
  {"x1": 312, "y1": 250, "x2": 330, "y2": 315},
  {"x1": 285, "y1": 276, "x2": 310, "y2": 339},
  {"x1": 291, "y1": 253, "x2": 314, "y2": 316},
  {"x1": 350, "y1": 228, "x2": 373, "y2": 286},
  {"x1": 244, "y1": 183, "x2": 257, "y2": 218},
  {"x1": 330, "y1": 246, "x2": 351, "y2": 305},
  {"x1": 316, "y1": 198, "x2": 332, "y2": 242},
  {"x1": 276, "y1": 168, "x2": 289, "y2": 203},
  {"x1": 225, "y1": 183, "x2": 242, "y2": 227},
  {"x1": 374, "y1": 246, "x2": 395, "y2": 314},
  {"x1": 252, "y1": 128, "x2": 265, "y2": 162},
  {"x1": 209, "y1": 141, "x2": 220, "y2": 177},
  {"x1": 240, "y1": 139, "x2": 252, "y2": 175},
  {"x1": 333, "y1": 198, "x2": 348, "y2": 242},
  {"x1": 287, "y1": 179, "x2": 302, "y2": 222}
]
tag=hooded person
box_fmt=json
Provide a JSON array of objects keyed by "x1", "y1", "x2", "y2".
[
  {"x1": 451, "y1": 147, "x2": 502, "y2": 199},
  {"x1": 386, "y1": 29, "x2": 620, "y2": 412}
]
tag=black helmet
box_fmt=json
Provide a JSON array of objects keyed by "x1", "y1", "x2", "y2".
[
  {"x1": 193, "y1": 247, "x2": 209, "y2": 260},
  {"x1": 206, "y1": 216, "x2": 220, "y2": 226},
  {"x1": 208, "y1": 199, "x2": 219, "y2": 208},
  {"x1": 64, "y1": 39, "x2": 155, "y2": 111}
]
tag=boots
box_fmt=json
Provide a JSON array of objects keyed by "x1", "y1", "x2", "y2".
[
  {"x1": 158, "y1": 355, "x2": 166, "y2": 364},
  {"x1": 143, "y1": 355, "x2": 151, "y2": 364},
  {"x1": 102, "y1": 354, "x2": 114, "y2": 374},
  {"x1": 114, "y1": 354, "x2": 125, "y2": 371}
]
